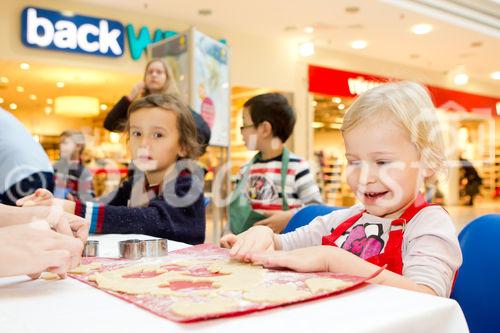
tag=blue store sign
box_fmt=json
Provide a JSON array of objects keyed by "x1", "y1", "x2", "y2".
[{"x1": 21, "y1": 7, "x2": 125, "y2": 57}]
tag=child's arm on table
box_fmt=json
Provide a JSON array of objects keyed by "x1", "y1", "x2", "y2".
[{"x1": 249, "y1": 246, "x2": 437, "y2": 296}]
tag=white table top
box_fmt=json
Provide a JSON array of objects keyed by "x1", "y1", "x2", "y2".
[{"x1": 0, "y1": 235, "x2": 469, "y2": 333}]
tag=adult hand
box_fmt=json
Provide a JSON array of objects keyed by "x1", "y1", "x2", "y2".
[
  {"x1": 254, "y1": 210, "x2": 295, "y2": 233},
  {"x1": 0, "y1": 221, "x2": 84, "y2": 278},
  {"x1": 128, "y1": 82, "x2": 145, "y2": 101}
]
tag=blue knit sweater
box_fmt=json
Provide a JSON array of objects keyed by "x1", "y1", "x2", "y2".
[{"x1": 75, "y1": 169, "x2": 206, "y2": 245}]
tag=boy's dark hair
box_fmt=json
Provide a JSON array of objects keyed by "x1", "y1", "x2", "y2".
[
  {"x1": 244, "y1": 93, "x2": 296, "y2": 142},
  {"x1": 127, "y1": 94, "x2": 201, "y2": 159}
]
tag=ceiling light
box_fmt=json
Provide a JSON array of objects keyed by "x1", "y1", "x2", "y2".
[
  {"x1": 338, "y1": 103, "x2": 346, "y2": 110},
  {"x1": 100, "y1": 104, "x2": 108, "y2": 111},
  {"x1": 350, "y1": 40, "x2": 367, "y2": 49},
  {"x1": 46, "y1": 98, "x2": 53, "y2": 105},
  {"x1": 490, "y1": 71, "x2": 500, "y2": 80},
  {"x1": 56, "y1": 81, "x2": 65, "y2": 88},
  {"x1": 54, "y1": 96, "x2": 99, "y2": 117},
  {"x1": 16, "y1": 86, "x2": 25, "y2": 93},
  {"x1": 29, "y1": 94, "x2": 37, "y2": 100},
  {"x1": 299, "y1": 41, "x2": 315, "y2": 57},
  {"x1": 0, "y1": 97, "x2": 4, "y2": 104},
  {"x1": 312, "y1": 122, "x2": 324, "y2": 129},
  {"x1": 61, "y1": 10, "x2": 74, "y2": 17},
  {"x1": 304, "y1": 26, "x2": 314, "y2": 34},
  {"x1": 20, "y1": 63, "x2": 30, "y2": 70},
  {"x1": 109, "y1": 132, "x2": 121, "y2": 144},
  {"x1": 453, "y1": 73, "x2": 469, "y2": 85},
  {"x1": 9, "y1": 103, "x2": 17, "y2": 110},
  {"x1": 44, "y1": 106, "x2": 53, "y2": 115},
  {"x1": 312, "y1": 100, "x2": 318, "y2": 107},
  {"x1": 332, "y1": 97, "x2": 342, "y2": 103},
  {"x1": 0, "y1": 77, "x2": 9, "y2": 84},
  {"x1": 411, "y1": 23, "x2": 433, "y2": 35}
]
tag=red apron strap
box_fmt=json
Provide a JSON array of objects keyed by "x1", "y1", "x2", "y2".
[{"x1": 321, "y1": 211, "x2": 364, "y2": 246}]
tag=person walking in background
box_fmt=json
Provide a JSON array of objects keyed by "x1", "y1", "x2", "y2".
[
  {"x1": 0, "y1": 107, "x2": 54, "y2": 205},
  {"x1": 459, "y1": 156, "x2": 482, "y2": 206}
]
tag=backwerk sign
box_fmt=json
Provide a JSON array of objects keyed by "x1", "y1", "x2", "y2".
[{"x1": 21, "y1": 7, "x2": 125, "y2": 57}]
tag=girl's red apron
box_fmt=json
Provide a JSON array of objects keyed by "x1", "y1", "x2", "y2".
[{"x1": 321, "y1": 194, "x2": 433, "y2": 275}]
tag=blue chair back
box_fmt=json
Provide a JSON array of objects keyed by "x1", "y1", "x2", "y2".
[
  {"x1": 283, "y1": 205, "x2": 343, "y2": 233},
  {"x1": 451, "y1": 214, "x2": 500, "y2": 333}
]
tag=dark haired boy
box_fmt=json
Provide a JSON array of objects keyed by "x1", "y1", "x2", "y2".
[{"x1": 229, "y1": 93, "x2": 322, "y2": 234}]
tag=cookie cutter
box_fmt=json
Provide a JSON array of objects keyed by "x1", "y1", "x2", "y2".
[
  {"x1": 141, "y1": 239, "x2": 168, "y2": 257},
  {"x1": 119, "y1": 239, "x2": 143, "y2": 260},
  {"x1": 118, "y1": 239, "x2": 169, "y2": 259},
  {"x1": 82, "y1": 240, "x2": 99, "y2": 257}
]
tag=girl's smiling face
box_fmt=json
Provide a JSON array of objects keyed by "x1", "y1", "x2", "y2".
[
  {"x1": 129, "y1": 107, "x2": 184, "y2": 178},
  {"x1": 343, "y1": 118, "x2": 428, "y2": 219}
]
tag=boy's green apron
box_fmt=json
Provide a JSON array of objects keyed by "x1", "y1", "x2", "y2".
[{"x1": 229, "y1": 148, "x2": 290, "y2": 234}]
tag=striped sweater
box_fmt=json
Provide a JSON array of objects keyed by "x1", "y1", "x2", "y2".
[
  {"x1": 74, "y1": 170, "x2": 205, "y2": 245},
  {"x1": 235, "y1": 151, "x2": 323, "y2": 214}
]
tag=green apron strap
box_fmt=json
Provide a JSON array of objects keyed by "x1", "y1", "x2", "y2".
[{"x1": 280, "y1": 147, "x2": 290, "y2": 211}]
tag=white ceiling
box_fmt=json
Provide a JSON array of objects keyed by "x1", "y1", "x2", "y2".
[{"x1": 74, "y1": 0, "x2": 500, "y2": 86}]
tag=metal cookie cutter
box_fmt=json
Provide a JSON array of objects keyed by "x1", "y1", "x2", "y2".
[
  {"x1": 119, "y1": 239, "x2": 143, "y2": 260},
  {"x1": 141, "y1": 239, "x2": 168, "y2": 257},
  {"x1": 83, "y1": 240, "x2": 99, "y2": 257}
]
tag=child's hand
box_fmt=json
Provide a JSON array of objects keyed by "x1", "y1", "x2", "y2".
[
  {"x1": 254, "y1": 210, "x2": 295, "y2": 233},
  {"x1": 220, "y1": 226, "x2": 278, "y2": 262},
  {"x1": 249, "y1": 246, "x2": 331, "y2": 273},
  {"x1": 16, "y1": 188, "x2": 54, "y2": 207}
]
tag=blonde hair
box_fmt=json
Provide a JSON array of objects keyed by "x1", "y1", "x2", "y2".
[
  {"x1": 341, "y1": 81, "x2": 446, "y2": 183},
  {"x1": 142, "y1": 59, "x2": 180, "y2": 96}
]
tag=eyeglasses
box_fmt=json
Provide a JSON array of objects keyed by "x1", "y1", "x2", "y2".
[{"x1": 239, "y1": 124, "x2": 254, "y2": 131}]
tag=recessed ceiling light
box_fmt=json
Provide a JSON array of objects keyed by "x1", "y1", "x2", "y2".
[
  {"x1": 299, "y1": 41, "x2": 315, "y2": 57},
  {"x1": 61, "y1": 10, "x2": 74, "y2": 17},
  {"x1": 198, "y1": 8, "x2": 212, "y2": 16},
  {"x1": 411, "y1": 23, "x2": 433, "y2": 35},
  {"x1": 20, "y1": 63, "x2": 30, "y2": 70},
  {"x1": 0, "y1": 97, "x2": 4, "y2": 104},
  {"x1": 453, "y1": 73, "x2": 469, "y2": 85},
  {"x1": 0, "y1": 77, "x2": 8, "y2": 84},
  {"x1": 100, "y1": 104, "x2": 108, "y2": 111},
  {"x1": 490, "y1": 71, "x2": 500, "y2": 80},
  {"x1": 350, "y1": 40, "x2": 367, "y2": 49},
  {"x1": 29, "y1": 94, "x2": 37, "y2": 100},
  {"x1": 46, "y1": 98, "x2": 53, "y2": 105},
  {"x1": 9, "y1": 103, "x2": 17, "y2": 110},
  {"x1": 338, "y1": 103, "x2": 346, "y2": 110},
  {"x1": 332, "y1": 97, "x2": 342, "y2": 104},
  {"x1": 44, "y1": 106, "x2": 53, "y2": 115},
  {"x1": 56, "y1": 81, "x2": 65, "y2": 88},
  {"x1": 304, "y1": 26, "x2": 314, "y2": 34},
  {"x1": 16, "y1": 86, "x2": 25, "y2": 93},
  {"x1": 312, "y1": 100, "x2": 318, "y2": 107}
]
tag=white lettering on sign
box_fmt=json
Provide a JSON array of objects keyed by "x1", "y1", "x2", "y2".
[
  {"x1": 347, "y1": 77, "x2": 384, "y2": 95},
  {"x1": 24, "y1": 8, "x2": 123, "y2": 56}
]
